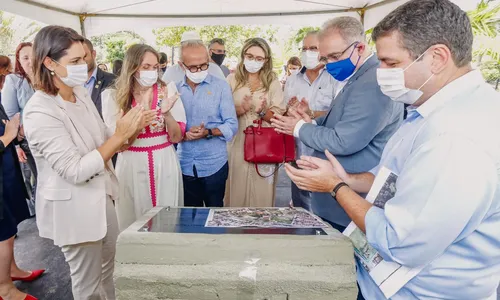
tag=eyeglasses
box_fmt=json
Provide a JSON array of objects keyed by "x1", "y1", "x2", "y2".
[
  {"x1": 210, "y1": 49, "x2": 226, "y2": 55},
  {"x1": 300, "y1": 46, "x2": 319, "y2": 52},
  {"x1": 183, "y1": 63, "x2": 209, "y2": 73},
  {"x1": 319, "y1": 42, "x2": 359, "y2": 64},
  {"x1": 244, "y1": 53, "x2": 266, "y2": 63}
]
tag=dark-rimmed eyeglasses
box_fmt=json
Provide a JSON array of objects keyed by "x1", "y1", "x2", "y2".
[{"x1": 183, "y1": 62, "x2": 209, "y2": 73}]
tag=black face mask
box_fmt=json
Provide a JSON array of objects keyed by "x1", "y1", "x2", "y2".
[{"x1": 211, "y1": 52, "x2": 226, "y2": 66}]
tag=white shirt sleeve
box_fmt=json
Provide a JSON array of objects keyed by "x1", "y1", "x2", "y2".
[{"x1": 101, "y1": 89, "x2": 119, "y2": 135}]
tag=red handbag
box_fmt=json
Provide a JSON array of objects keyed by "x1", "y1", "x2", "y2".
[{"x1": 244, "y1": 119, "x2": 296, "y2": 177}]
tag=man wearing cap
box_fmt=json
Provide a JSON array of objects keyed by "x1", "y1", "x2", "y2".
[{"x1": 162, "y1": 31, "x2": 225, "y2": 84}]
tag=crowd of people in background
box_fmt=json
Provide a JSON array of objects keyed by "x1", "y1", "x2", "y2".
[{"x1": 1, "y1": 0, "x2": 500, "y2": 299}]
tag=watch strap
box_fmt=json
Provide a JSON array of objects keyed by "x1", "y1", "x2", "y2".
[{"x1": 331, "y1": 182, "x2": 348, "y2": 198}]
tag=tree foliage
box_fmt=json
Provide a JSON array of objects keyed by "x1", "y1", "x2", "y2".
[
  {"x1": 468, "y1": 0, "x2": 500, "y2": 62},
  {"x1": 154, "y1": 25, "x2": 278, "y2": 58},
  {"x1": 292, "y1": 26, "x2": 321, "y2": 45},
  {"x1": 0, "y1": 11, "x2": 40, "y2": 56},
  {"x1": 90, "y1": 31, "x2": 145, "y2": 63},
  {"x1": 0, "y1": 11, "x2": 15, "y2": 55}
]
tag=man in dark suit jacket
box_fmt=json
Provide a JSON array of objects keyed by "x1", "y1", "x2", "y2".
[
  {"x1": 83, "y1": 39, "x2": 116, "y2": 118},
  {"x1": 272, "y1": 17, "x2": 403, "y2": 232}
]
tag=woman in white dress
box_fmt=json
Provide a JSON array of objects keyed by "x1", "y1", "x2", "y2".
[{"x1": 102, "y1": 44, "x2": 186, "y2": 232}]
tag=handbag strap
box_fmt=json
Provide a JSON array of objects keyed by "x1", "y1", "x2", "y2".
[{"x1": 254, "y1": 163, "x2": 282, "y2": 178}]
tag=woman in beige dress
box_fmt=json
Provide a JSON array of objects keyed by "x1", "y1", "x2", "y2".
[{"x1": 225, "y1": 38, "x2": 285, "y2": 207}]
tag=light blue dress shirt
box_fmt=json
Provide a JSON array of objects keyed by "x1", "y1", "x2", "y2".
[
  {"x1": 358, "y1": 70, "x2": 500, "y2": 300},
  {"x1": 176, "y1": 74, "x2": 238, "y2": 177},
  {"x1": 84, "y1": 67, "x2": 97, "y2": 97}
]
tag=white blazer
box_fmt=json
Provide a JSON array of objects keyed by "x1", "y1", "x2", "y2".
[{"x1": 23, "y1": 86, "x2": 118, "y2": 247}]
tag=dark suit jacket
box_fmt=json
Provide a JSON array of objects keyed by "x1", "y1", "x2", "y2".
[
  {"x1": 91, "y1": 69, "x2": 116, "y2": 118},
  {"x1": 299, "y1": 55, "x2": 404, "y2": 227},
  {"x1": 0, "y1": 100, "x2": 29, "y2": 221}
]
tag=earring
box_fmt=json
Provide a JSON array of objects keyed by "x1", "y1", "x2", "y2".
[{"x1": 50, "y1": 71, "x2": 55, "y2": 75}]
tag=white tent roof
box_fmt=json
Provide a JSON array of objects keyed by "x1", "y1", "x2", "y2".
[{"x1": 0, "y1": 0, "x2": 480, "y2": 37}]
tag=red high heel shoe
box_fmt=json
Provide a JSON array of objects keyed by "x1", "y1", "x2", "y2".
[
  {"x1": 0, "y1": 295, "x2": 38, "y2": 300},
  {"x1": 11, "y1": 269, "x2": 45, "y2": 282}
]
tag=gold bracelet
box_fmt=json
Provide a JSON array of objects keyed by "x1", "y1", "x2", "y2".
[{"x1": 309, "y1": 110, "x2": 315, "y2": 119}]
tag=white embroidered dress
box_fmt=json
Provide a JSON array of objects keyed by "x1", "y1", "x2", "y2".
[{"x1": 102, "y1": 82, "x2": 186, "y2": 231}]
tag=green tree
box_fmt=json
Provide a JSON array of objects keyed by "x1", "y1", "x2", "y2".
[
  {"x1": 467, "y1": 0, "x2": 500, "y2": 89},
  {"x1": 154, "y1": 25, "x2": 278, "y2": 58},
  {"x1": 468, "y1": 0, "x2": 500, "y2": 62},
  {"x1": 0, "y1": 11, "x2": 41, "y2": 56},
  {"x1": 0, "y1": 11, "x2": 15, "y2": 55},
  {"x1": 105, "y1": 40, "x2": 126, "y2": 63},
  {"x1": 292, "y1": 26, "x2": 321, "y2": 45},
  {"x1": 90, "y1": 31, "x2": 145, "y2": 64}
]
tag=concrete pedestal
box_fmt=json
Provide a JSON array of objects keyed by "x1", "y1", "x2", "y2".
[{"x1": 115, "y1": 207, "x2": 357, "y2": 300}]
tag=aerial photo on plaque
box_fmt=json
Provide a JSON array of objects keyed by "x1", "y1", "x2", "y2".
[{"x1": 205, "y1": 207, "x2": 327, "y2": 228}]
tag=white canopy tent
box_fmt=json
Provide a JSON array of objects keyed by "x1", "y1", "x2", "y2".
[{"x1": 0, "y1": 0, "x2": 481, "y2": 37}]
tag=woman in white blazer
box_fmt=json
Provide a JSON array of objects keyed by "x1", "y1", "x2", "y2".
[{"x1": 22, "y1": 26, "x2": 155, "y2": 300}]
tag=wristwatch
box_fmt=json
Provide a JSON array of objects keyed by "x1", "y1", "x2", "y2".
[
  {"x1": 206, "y1": 128, "x2": 213, "y2": 140},
  {"x1": 330, "y1": 182, "x2": 349, "y2": 198}
]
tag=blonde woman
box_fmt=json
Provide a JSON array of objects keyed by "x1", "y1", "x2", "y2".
[
  {"x1": 102, "y1": 44, "x2": 186, "y2": 232},
  {"x1": 225, "y1": 38, "x2": 285, "y2": 207}
]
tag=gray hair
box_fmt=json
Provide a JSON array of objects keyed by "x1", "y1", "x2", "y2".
[
  {"x1": 208, "y1": 38, "x2": 225, "y2": 49},
  {"x1": 319, "y1": 17, "x2": 365, "y2": 44},
  {"x1": 372, "y1": 0, "x2": 473, "y2": 67},
  {"x1": 303, "y1": 30, "x2": 319, "y2": 42},
  {"x1": 180, "y1": 40, "x2": 208, "y2": 61}
]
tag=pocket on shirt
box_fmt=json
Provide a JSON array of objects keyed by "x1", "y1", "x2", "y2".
[{"x1": 43, "y1": 188, "x2": 71, "y2": 201}]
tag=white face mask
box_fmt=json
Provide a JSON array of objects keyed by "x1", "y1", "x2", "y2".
[
  {"x1": 301, "y1": 50, "x2": 320, "y2": 70},
  {"x1": 136, "y1": 70, "x2": 158, "y2": 87},
  {"x1": 289, "y1": 69, "x2": 300, "y2": 76},
  {"x1": 244, "y1": 59, "x2": 264, "y2": 73},
  {"x1": 376, "y1": 49, "x2": 433, "y2": 105},
  {"x1": 53, "y1": 61, "x2": 88, "y2": 88},
  {"x1": 185, "y1": 69, "x2": 208, "y2": 84}
]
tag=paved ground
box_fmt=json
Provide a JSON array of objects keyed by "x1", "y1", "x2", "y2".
[{"x1": 12, "y1": 168, "x2": 500, "y2": 299}]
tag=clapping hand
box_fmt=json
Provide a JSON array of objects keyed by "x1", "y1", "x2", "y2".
[
  {"x1": 3, "y1": 113, "x2": 20, "y2": 142},
  {"x1": 241, "y1": 95, "x2": 252, "y2": 112},
  {"x1": 255, "y1": 96, "x2": 267, "y2": 114},
  {"x1": 185, "y1": 122, "x2": 206, "y2": 141},
  {"x1": 296, "y1": 98, "x2": 311, "y2": 115},
  {"x1": 115, "y1": 106, "x2": 148, "y2": 141},
  {"x1": 285, "y1": 150, "x2": 347, "y2": 193},
  {"x1": 161, "y1": 90, "x2": 180, "y2": 115}
]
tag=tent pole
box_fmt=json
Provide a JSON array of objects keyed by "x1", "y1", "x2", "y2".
[
  {"x1": 79, "y1": 14, "x2": 87, "y2": 37},
  {"x1": 358, "y1": 8, "x2": 366, "y2": 26}
]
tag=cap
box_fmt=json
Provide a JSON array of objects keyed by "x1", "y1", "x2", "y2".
[{"x1": 181, "y1": 31, "x2": 201, "y2": 43}]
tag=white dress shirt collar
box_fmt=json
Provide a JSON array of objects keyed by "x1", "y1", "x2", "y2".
[{"x1": 417, "y1": 70, "x2": 483, "y2": 118}]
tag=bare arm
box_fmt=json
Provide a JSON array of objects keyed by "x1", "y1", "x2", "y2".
[
  {"x1": 346, "y1": 172, "x2": 376, "y2": 194},
  {"x1": 164, "y1": 112, "x2": 182, "y2": 143}
]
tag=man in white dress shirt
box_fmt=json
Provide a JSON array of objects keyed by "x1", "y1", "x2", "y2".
[
  {"x1": 284, "y1": 30, "x2": 336, "y2": 211},
  {"x1": 285, "y1": 0, "x2": 500, "y2": 299},
  {"x1": 162, "y1": 31, "x2": 225, "y2": 84}
]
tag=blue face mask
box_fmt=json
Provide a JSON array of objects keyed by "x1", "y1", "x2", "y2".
[{"x1": 325, "y1": 42, "x2": 361, "y2": 81}]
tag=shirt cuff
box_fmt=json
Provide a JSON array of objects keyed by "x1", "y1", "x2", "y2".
[
  {"x1": 365, "y1": 206, "x2": 393, "y2": 262},
  {"x1": 293, "y1": 120, "x2": 305, "y2": 138},
  {"x1": 293, "y1": 119, "x2": 317, "y2": 138}
]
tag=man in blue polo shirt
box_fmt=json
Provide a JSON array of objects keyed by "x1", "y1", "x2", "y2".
[{"x1": 176, "y1": 40, "x2": 237, "y2": 207}]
